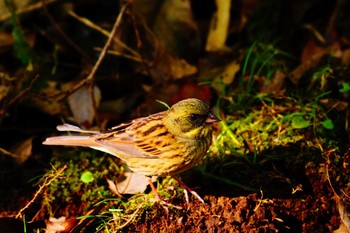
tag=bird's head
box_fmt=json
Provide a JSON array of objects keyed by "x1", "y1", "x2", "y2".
[{"x1": 164, "y1": 98, "x2": 220, "y2": 140}]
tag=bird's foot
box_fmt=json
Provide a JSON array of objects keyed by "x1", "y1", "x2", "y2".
[
  {"x1": 148, "y1": 179, "x2": 182, "y2": 211},
  {"x1": 172, "y1": 175, "x2": 205, "y2": 204}
]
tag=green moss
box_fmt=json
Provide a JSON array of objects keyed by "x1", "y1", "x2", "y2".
[{"x1": 40, "y1": 150, "x2": 120, "y2": 216}]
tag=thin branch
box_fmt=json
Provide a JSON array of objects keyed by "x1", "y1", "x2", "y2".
[
  {"x1": 56, "y1": 2, "x2": 130, "y2": 101},
  {"x1": 0, "y1": 147, "x2": 18, "y2": 158},
  {"x1": 16, "y1": 165, "x2": 67, "y2": 219},
  {"x1": 8, "y1": 75, "x2": 40, "y2": 107},
  {"x1": 68, "y1": 10, "x2": 141, "y2": 59},
  {"x1": 0, "y1": 0, "x2": 58, "y2": 22},
  {"x1": 40, "y1": 0, "x2": 91, "y2": 62}
]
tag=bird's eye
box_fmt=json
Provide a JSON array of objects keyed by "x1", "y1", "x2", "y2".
[{"x1": 189, "y1": 114, "x2": 204, "y2": 125}]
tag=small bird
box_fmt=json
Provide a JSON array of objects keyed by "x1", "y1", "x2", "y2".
[{"x1": 43, "y1": 98, "x2": 220, "y2": 205}]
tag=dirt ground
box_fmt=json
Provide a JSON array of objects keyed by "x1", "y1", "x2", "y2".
[
  {"x1": 122, "y1": 161, "x2": 342, "y2": 233},
  {"x1": 0, "y1": 141, "x2": 348, "y2": 233}
]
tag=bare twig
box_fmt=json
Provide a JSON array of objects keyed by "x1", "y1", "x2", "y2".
[
  {"x1": 0, "y1": 147, "x2": 18, "y2": 158},
  {"x1": 56, "y1": 2, "x2": 131, "y2": 101},
  {"x1": 7, "y1": 75, "x2": 40, "y2": 107},
  {"x1": 68, "y1": 10, "x2": 141, "y2": 59},
  {"x1": 0, "y1": 0, "x2": 58, "y2": 22},
  {"x1": 40, "y1": 0, "x2": 91, "y2": 62},
  {"x1": 16, "y1": 165, "x2": 67, "y2": 219},
  {"x1": 115, "y1": 205, "x2": 142, "y2": 230},
  {"x1": 100, "y1": 48, "x2": 143, "y2": 62}
]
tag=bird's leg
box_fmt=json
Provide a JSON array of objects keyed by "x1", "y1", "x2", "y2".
[
  {"x1": 172, "y1": 175, "x2": 205, "y2": 203},
  {"x1": 148, "y1": 179, "x2": 182, "y2": 210}
]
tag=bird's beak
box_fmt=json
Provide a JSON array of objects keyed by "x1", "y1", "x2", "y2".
[{"x1": 206, "y1": 112, "x2": 221, "y2": 123}]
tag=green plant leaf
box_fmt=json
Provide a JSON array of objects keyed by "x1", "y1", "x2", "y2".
[
  {"x1": 291, "y1": 115, "x2": 310, "y2": 129},
  {"x1": 321, "y1": 119, "x2": 334, "y2": 130},
  {"x1": 339, "y1": 82, "x2": 350, "y2": 93},
  {"x1": 156, "y1": 100, "x2": 170, "y2": 109},
  {"x1": 81, "y1": 171, "x2": 94, "y2": 184}
]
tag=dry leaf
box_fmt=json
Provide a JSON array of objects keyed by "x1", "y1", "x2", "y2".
[
  {"x1": 148, "y1": 54, "x2": 197, "y2": 80},
  {"x1": 289, "y1": 39, "x2": 341, "y2": 84},
  {"x1": 153, "y1": 0, "x2": 198, "y2": 56},
  {"x1": 205, "y1": 0, "x2": 231, "y2": 51},
  {"x1": 46, "y1": 217, "x2": 66, "y2": 233},
  {"x1": 45, "y1": 216, "x2": 77, "y2": 233},
  {"x1": 26, "y1": 81, "x2": 67, "y2": 116},
  {"x1": 168, "y1": 56, "x2": 197, "y2": 79},
  {"x1": 222, "y1": 61, "x2": 240, "y2": 85},
  {"x1": 341, "y1": 48, "x2": 350, "y2": 64},
  {"x1": 68, "y1": 85, "x2": 101, "y2": 127},
  {"x1": 338, "y1": 194, "x2": 350, "y2": 231},
  {"x1": 333, "y1": 193, "x2": 350, "y2": 233},
  {"x1": 208, "y1": 60, "x2": 240, "y2": 96},
  {"x1": 259, "y1": 70, "x2": 286, "y2": 96},
  {"x1": 106, "y1": 178, "x2": 121, "y2": 197},
  {"x1": 318, "y1": 98, "x2": 348, "y2": 111},
  {"x1": 0, "y1": 32, "x2": 15, "y2": 53},
  {"x1": 115, "y1": 172, "x2": 157, "y2": 195},
  {"x1": 334, "y1": 223, "x2": 350, "y2": 233},
  {"x1": 0, "y1": 0, "x2": 33, "y2": 17},
  {"x1": 11, "y1": 137, "x2": 33, "y2": 165}
]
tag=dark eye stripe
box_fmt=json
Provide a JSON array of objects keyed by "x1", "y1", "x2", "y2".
[{"x1": 189, "y1": 113, "x2": 206, "y2": 125}]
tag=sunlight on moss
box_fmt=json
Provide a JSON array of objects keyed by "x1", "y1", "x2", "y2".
[
  {"x1": 39, "y1": 150, "x2": 120, "y2": 216},
  {"x1": 212, "y1": 99, "x2": 336, "y2": 156},
  {"x1": 201, "y1": 97, "x2": 339, "y2": 193},
  {"x1": 39, "y1": 149, "x2": 187, "y2": 230}
]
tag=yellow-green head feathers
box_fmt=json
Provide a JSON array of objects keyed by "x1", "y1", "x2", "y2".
[{"x1": 163, "y1": 98, "x2": 220, "y2": 140}]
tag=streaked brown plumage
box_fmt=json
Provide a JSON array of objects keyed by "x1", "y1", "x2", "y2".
[{"x1": 43, "y1": 98, "x2": 220, "y2": 203}]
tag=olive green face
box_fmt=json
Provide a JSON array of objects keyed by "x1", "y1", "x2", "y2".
[{"x1": 164, "y1": 98, "x2": 218, "y2": 139}]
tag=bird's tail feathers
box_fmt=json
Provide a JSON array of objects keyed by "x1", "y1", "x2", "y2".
[
  {"x1": 42, "y1": 136, "x2": 96, "y2": 147},
  {"x1": 56, "y1": 124, "x2": 99, "y2": 134}
]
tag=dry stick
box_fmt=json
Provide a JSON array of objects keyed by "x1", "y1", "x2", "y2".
[
  {"x1": 327, "y1": 0, "x2": 346, "y2": 39},
  {"x1": 0, "y1": 0, "x2": 58, "y2": 22},
  {"x1": 7, "y1": 75, "x2": 40, "y2": 107},
  {"x1": 129, "y1": 13, "x2": 157, "y2": 79},
  {"x1": 0, "y1": 74, "x2": 39, "y2": 124},
  {"x1": 116, "y1": 205, "x2": 142, "y2": 230},
  {"x1": 0, "y1": 147, "x2": 18, "y2": 158},
  {"x1": 40, "y1": 0, "x2": 91, "y2": 62},
  {"x1": 56, "y1": 3, "x2": 130, "y2": 101},
  {"x1": 16, "y1": 165, "x2": 67, "y2": 219},
  {"x1": 102, "y1": 49, "x2": 143, "y2": 62},
  {"x1": 67, "y1": 10, "x2": 141, "y2": 60},
  {"x1": 130, "y1": 13, "x2": 142, "y2": 49}
]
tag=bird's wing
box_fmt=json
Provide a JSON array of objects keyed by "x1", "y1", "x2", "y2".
[{"x1": 94, "y1": 114, "x2": 166, "y2": 159}]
